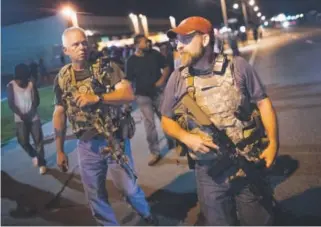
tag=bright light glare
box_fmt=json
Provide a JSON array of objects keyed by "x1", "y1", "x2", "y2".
[
  {"x1": 128, "y1": 13, "x2": 140, "y2": 34},
  {"x1": 264, "y1": 21, "x2": 269, "y2": 26},
  {"x1": 282, "y1": 21, "x2": 290, "y2": 28},
  {"x1": 276, "y1": 13, "x2": 286, "y2": 22},
  {"x1": 261, "y1": 16, "x2": 266, "y2": 20},
  {"x1": 249, "y1": 0, "x2": 255, "y2": 6},
  {"x1": 300, "y1": 14, "x2": 304, "y2": 18},
  {"x1": 169, "y1": 16, "x2": 176, "y2": 28},
  {"x1": 257, "y1": 12, "x2": 262, "y2": 17},
  {"x1": 61, "y1": 7, "x2": 75, "y2": 17},
  {"x1": 233, "y1": 3, "x2": 239, "y2": 9},
  {"x1": 85, "y1": 30, "x2": 94, "y2": 36},
  {"x1": 219, "y1": 26, "x2": 229, "y2": 34},
  {"x1": 240, "y1": 26, "x2": 246, "y2": 33}
]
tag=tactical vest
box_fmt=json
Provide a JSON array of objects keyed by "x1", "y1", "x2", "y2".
[
  {"x1": 177, "y1": 59, "x2": 267, "y2": 162},
  {"x1": 57, "y1": 63, "x2": 120, "y2": 137}
]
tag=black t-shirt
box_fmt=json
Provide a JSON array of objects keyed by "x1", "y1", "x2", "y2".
[{"x1": 125, "y1": 49, "x2": 167, "y2": 97}]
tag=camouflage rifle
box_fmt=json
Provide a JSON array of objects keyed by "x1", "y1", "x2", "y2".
[{"x1": 92, "y1": 57, "x2": 137, "y2": 179}]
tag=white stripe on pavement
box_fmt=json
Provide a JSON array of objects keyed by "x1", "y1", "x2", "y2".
[{"x1": 249, "y1": 46, "x2": 258, "y2": 66}]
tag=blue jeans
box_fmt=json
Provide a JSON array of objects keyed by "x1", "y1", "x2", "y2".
[
  {"x1": 77, "y1": 138, "x2": 150, "y2": 225},
  {"x1": 195, "y1": 160, "x2": 274, "y2": 226}
]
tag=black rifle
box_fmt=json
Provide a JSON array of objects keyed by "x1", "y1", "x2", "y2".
[{"x1": 174, "y1": 93, "x2": 273, "y2": 199}]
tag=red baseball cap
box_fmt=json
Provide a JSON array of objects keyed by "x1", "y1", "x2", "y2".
[{"x1": 167, "y1": 16, "x2": 213, "y2": 39}]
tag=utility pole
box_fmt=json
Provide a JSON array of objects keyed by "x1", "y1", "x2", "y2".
[
  {"x1": 220, "y1": 0, "x2": 228, "y2": 27},
  {"x1": 241, "y1": 0, "x2": 249, "y2": 27}
]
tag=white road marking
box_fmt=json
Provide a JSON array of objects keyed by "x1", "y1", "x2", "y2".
[
  {"x1": 249, "y1": 46, "x2": 258, "y2": 66},
  {"x1": 305, "y1": 40, "x2": 314, "y2": 44}
]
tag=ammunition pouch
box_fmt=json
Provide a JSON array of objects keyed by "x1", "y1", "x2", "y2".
[
  {"x1": 237, "y1": 109, "x2": 269, "y2": 159},
  {"x1": 117, "y1": 112, "x2": 136, "y2": 140}
]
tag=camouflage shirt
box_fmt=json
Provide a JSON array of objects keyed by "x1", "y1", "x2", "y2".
[{"x1": 54, "y1": 61, "x2": 125, "y2": 138}]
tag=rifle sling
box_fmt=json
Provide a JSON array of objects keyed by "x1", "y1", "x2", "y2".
[{"x1": 178, "y1": 93, "x2": 251, "y2": 152}]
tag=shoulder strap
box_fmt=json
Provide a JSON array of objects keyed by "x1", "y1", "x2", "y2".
[
  {"x1": 70, "y1": 67, "x2": 76, "y2": 86},
  {"x1": 181, "y1": 67, "x2": 196, "y2": 100},
  {"x1": 186, "y1": 76, "x2": 195, "y2": 100}
]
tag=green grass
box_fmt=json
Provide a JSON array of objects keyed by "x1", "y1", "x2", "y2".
[{"x1": 1, "y1": 87, "x2": 55, "y2": 143}]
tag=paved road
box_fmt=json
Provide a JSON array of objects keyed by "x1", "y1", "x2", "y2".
[
  {"x1": 1, "y1": 27, "x2": 321, "y2": 226},
  {"x1": 247, "y1": 27, "x2": 321, "y2": 224}
]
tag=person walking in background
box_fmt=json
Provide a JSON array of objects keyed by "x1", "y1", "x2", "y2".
[
  {"x1": 7, "y1": 63, "x2": 47, "y2": 175},
  {"x1": 160, "y1": 42, "x2": 175, "y2": 75},
  {"x1": 126, "y1": 34, "x2": 173, "y2": 166}
]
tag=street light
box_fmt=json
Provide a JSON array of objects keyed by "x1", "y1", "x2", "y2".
[
  {"x1": 139, "y1": 14, "x2": 149, "y2": 36},
  {"x1": 169, "y1": 16, "x2": 176, "y2": 28},
  {"x1": 253, "y1": 6, "x2": 259, "y2": 12},
  {"x1": 61, "y1": 6, "x2": 78, "y2": 27},
  {"x1": 233, "y1": 3, "x2": 239, "y2": 9},
  {"x1": 248, "y1": 0, "x2": 255, "y2": 6},
  {"x1": 257, "y1": 12, "x2": 262, "y2": 17},
  {"x1": 220, "y1": 0, "x2": 228, "y2": 27},
  {"x1": 261, "y1": 15, "x2": 266, "y2": 20},
  {"x1": 129, "y1": 13, "x2": 140, "y2": 34},
  {"x1": 241, "y1": 0, "x2": 249, "y2": 28}
]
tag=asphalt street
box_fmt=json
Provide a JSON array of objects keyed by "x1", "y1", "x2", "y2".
[{"x1": 1, "y1": 27, "x2": 321, "y2": 226}]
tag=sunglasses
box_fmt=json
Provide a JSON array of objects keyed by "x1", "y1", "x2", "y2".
[{"x1": 176, "y1": 32, "x2": 202, "y2": 45}]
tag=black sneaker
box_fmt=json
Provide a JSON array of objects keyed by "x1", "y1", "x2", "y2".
[{"x1": 144, "y1": 214, "x2": 159, "y2": 225}]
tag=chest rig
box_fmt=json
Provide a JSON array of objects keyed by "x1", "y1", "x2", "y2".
[
  {"x1": 57, "y1": 61, "x2": 120, "y2": 137},
  {"x1": 178, "y1": 57, "x2": 267, "y2": 162}
]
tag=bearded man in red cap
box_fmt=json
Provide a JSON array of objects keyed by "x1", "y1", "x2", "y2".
[{"x1": 160, "y1": 16, "x2": 278, "y2": 225}]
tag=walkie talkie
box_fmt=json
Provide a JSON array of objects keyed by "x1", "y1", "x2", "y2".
[{"x1": 213, "y1": 54, "x2": 228, "y2": 75}]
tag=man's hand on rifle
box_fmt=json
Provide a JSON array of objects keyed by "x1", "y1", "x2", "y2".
[
  {"x1": 74, "y1": 93, "x2": 100, "y2": 107},
  {"x1": 259, "y1": 143, "x2": 278, "y2": 168},
  {"x1": 181, "y1": 133, "x2": 219, "y2": 154}
]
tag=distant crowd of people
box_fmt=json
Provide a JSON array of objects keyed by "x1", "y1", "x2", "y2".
[{"x1": 88, "y1": 39, "x2": 178, "y2": 73}]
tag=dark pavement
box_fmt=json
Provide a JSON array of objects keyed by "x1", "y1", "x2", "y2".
[{"x1": 1, "y1": 27, "x2": 321, "y2": 226}]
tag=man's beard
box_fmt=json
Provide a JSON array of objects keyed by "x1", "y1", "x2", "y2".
[{"x1": 179, "y1": 46, "x2": 205, "y2": 68}]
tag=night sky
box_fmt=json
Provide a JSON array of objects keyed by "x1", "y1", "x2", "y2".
[{"x1": 2, "y1": 0, "x2": 321, "y2": 27}]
